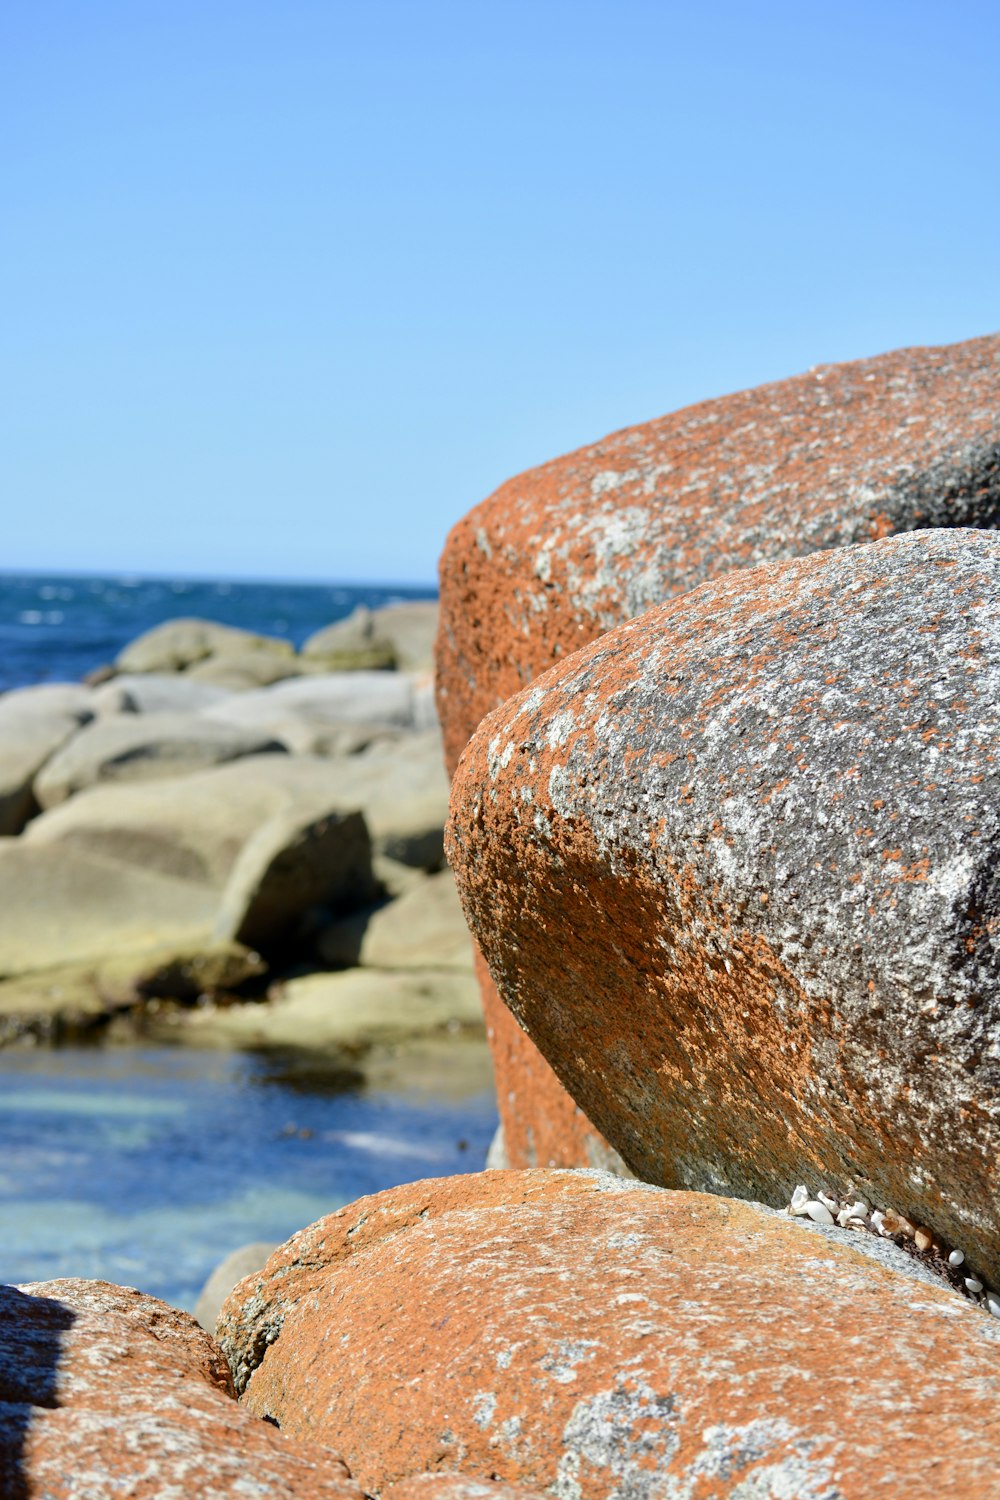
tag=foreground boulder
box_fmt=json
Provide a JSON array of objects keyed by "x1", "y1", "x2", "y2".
[
  {"x1": 1, "y1": 1278, "x2": 360, "y2": 1499},
  {"x1": 448, "y1": 528, "x2": 1000, "y2": 1280},
  {"x1": 219, "y1": 1169, "x2": 1000, "y2": 1499},
  {"x1": 435, "y1": 331, "x2": 1000, "y2": 1174}
]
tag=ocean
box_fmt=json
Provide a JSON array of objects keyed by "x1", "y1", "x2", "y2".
[{"x1": 0, "y1": 570, "x2": 438, "y2": 693}]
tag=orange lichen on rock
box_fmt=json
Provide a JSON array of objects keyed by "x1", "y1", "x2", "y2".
[
  {"x1": 220, "y1": 1169, "x2": 1000, "y2": 1499},
  {"x1": 447, "y1": 528, "x2": 1000, "y2": 1279},
  {"x1": 436, "y1": 332, "x2": 1000, "y2": 1170},
  {"x1": 1, "y1": 1278, "x2": 360, "y2": 1500}
]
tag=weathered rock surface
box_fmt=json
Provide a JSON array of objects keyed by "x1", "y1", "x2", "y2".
[
  {"x1": 305, "y1": 601, "x2": 439, "y2": 672},
  {"x1": 437, "y1": 332, "x2": 1000, "y2": 767},
  {"x1": 116, "y1": 616, "x2": 294, "y2": 674},
  {"x1": 436, "y1": 333, "x2": 1000, "y2": 1173},
  {"x1": 383, "y1": 1478, "x2": 546, "y2": 1500},
  {"x1": 33, "y1": 712, "x2": 287, "y2": 808},
  {"x1": 318, "y1": 868, "x2": 473, "y2": 971},
  {"x1": 195, "y1": 1243, "x2": 279, "y2": 1333},
  {"x1": 1, "y1": 1278, "x2": 360, "y2": 1499},
  {"x1": 448, "y1": 528, "x2": 1000, "y2": 1279},
  {"x1": 219, "y1": 1168, "x2": 1000, "y2": 1499},
  {"x1": 213, "y1": 806, "x2": 373, "y2": 952},
  {"x1": 0, "y1": 843, "x2": 214, "y2": 978},
  {"x1": 171, "y1": 968, "x2": 481, "y2": 1053}
]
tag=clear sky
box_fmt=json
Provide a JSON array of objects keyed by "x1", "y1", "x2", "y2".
[{"x1": 2, "y1": 2, "x2": 998, "y2": 585}]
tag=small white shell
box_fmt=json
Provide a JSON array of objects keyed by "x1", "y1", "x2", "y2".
[
  {"x1": 836, "y1": 1208, "x2": 853, "y2": 1227},
  {"x1": 870, "y1": 1210, "x2": 887, "y2": 1234},
  {"x1": 948, "y1": 1249, "x2": 965, "y2": 1267},
  {"x1": 817, "y1": 1190, "x2": 839, "y2": 1213},
  {"x1": 805, "y1": 1201, "x2": 835, "y2": 1225},
  {"x1": 965, "y1": 1277, "x2": 984, "y2": 1293},
  {"x1": 986, "y1": 1294, "x2": 1000, "y2": 1319},
  {"x1": 789, "y1": 1185, "x2": 810, "y2": 1216}
]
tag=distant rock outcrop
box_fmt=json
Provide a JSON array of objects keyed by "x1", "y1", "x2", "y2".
[{"x1": 436, "y1": 332, "x2": 1000, "y2": 1171}]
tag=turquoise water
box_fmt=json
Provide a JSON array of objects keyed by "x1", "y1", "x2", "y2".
[{"x1": 0, "y1": 1045, "x2": 496, "y2": 1312}]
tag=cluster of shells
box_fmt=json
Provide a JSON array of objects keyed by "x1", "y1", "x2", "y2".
[{"x1": 786, "y1": 1185, "x2": 1000, "y2": 1317}]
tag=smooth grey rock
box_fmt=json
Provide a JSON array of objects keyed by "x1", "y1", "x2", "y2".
[
  {"x1": 0, "y1": 842, "x2": 215, "y2": 978},
  {"x1": 116, "y1": 617, "x2": 294, "y2": 673},
  {"x1": 213, "y1": 807, "x2": 374, "y2": 951},
  {"x1": 23, "y1": 755, "x2": 383, "y2": 885},
  {"x1": 448, "y1": 527, "x2": 1000, "y2": 1283},
  {"x1": 0, "y1": 709, "x2": 84, "y2": 834},
  {"x1": 33, "y1": 713, "x2": 288, "y2": 808},
  {"x1": 174, "y1": 968, "x2": 483, "y2": 1052},
  {"x1": 304, "y1": 600, "x2": 438, "y2": 672},
  {"x1": 194, "y1": 1242, "x2": 279, "y2": 1333},
  {"x1": 0, "y1": 683, "x2": 96, "y2": 719},
  {"x1": 92, "y1": 673, "x2": 233, "y2": 716},
  {"x1": 185, "y1": 651, "x2": 302, "y2": 689},
  {"x1": 318, "y1": 868, "x2": 473, "y2": 971},
  {"x1": 201, "y1": 672, "x2": 422, "y2": 733}
]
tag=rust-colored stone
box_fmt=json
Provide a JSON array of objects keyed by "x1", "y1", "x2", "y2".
[
  {"x1": 383, "y1": 1475, "x2": 547, "y2": 1500},
  {"x1": 1, "y1": 1278, "x2": 360, "y2": 1499},
  {"x1": 447, "y1": 528, "x2": 1000, "y2": 1281},
  {"x1": 436, "y1": 331, "x2": 1000, "y2": 1170},
  {"x1": 221, "y1": 1169, "x2": 1000, "y2": 1498}
]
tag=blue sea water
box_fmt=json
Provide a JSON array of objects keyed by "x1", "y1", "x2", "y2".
[
  {"x1": 0, "y1": 568, "x2": 499, "y2": 1311},
  {"x1": 0, "y1": 570, "x2": 437, "y2": 693}
]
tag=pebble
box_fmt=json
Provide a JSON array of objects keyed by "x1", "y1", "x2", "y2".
[
  {"x1": 966, "y1": 1278, "x2": 984, "y2": 1294},
  {"x1": 949, "y1": 1249, "x2": 965, "y2": 1268},
  {"x1": 987, "y1": 1295, "x2": 1000, "y2": 1319},
  {"x1": 805, "y1": 1201, "x2": 835, "y2": 1225},
  {"x1": 789, "y1": 1185, "x2": 810, "y2": 1216},
  {"x1": 914, "y1": 1228, "x2": 934, "y2": 1252}
]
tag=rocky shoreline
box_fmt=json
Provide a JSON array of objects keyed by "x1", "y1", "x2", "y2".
[
  {"x1": 0, "y1": 599, "x2": 484, "y2": 1066},
  {"x1": 6, "y1": 331, "x2": 1000, "y2": 1497}
]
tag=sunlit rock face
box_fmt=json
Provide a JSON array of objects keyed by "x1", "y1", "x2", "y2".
[
  {"x1": 220, "y1": 1169, "x2": 1000, "y2": 1500},
  {"x1": 448, "y1": 529, "x2": 1000, "y2": 1279},
  {"x1": 436, "y1": 331, "x2": 1000, "y2": 1174}
]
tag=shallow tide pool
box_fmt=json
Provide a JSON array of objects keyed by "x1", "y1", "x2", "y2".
[{"x1": 0, "y1": 1041, "x2": 497, "y2": 1312}]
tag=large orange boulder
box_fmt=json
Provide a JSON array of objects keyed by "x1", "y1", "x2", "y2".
[
  {"x1": 448, "y1": 528, "x2": 1000, "y2": 1280},
  {"x1": 436, "y1": 331, "x2": 1000, "y2": 1169},
  {"x1": 1, "y1": 1277, "x2": 360, "y2": 1499},
  {"x1": 220, "y1": 1169, "x2": 1000, "y2": 1499}
]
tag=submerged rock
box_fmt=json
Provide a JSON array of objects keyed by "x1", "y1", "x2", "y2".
[
  {"x1": 219, "y1": 1168, "x2": 1000, "y2": 1499},
  {"x1": 448, "y1": 528, "x2": 1000, "y2": 1280}
]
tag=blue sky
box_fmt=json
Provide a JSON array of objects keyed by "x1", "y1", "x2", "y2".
[{"x1": 2, "y1": 2, "x2": 997, "y2": 584}]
